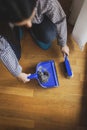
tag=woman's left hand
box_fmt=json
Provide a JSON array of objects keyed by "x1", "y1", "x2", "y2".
[{"x1": 61, "y1": 45, "x2": 69, "y2": 56}]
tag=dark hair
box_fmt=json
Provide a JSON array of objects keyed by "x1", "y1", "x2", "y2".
[{"x1": 0, "y1": 0, "x2": 37, "y2": 23}]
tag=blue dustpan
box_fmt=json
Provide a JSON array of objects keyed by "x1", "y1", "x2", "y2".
[
  {"x1": 64, "y1": 55, "x2": 73, "y2": 78},
  {"x1": 27, "y1": 60, "x2": 59, "y2": 88}
]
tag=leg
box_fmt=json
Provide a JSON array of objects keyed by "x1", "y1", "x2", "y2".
[
  {"x1": 30, "y1": 16, "x2": 57, "y2": 50},
  {"x1": 9, "y1": 27, "x2": 21, "y2": 60},
  {"x1": 0, "y1": 23, "x2": 22, "y2": 60}
]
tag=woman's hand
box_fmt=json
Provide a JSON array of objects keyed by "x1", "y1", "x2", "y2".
[
  {"x1": 61, "y1": 45, "x2": 69, "y2": 56},
  {"x1": 17, "y1": 72, "x2": 31, "y2": 83}
]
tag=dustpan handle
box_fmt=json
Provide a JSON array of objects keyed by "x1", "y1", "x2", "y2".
[{"x1": 27, "y1": 73, "x2": 38, "y2": 79}]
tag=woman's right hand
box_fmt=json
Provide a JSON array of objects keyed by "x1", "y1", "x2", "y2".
[{"x1": 17, "y1": 72, "x2": 31, "y2": 83}]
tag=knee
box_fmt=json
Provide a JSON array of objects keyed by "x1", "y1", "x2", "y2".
[{"x1": 44, "y1": 31, "x2": 56, "y2": 43}]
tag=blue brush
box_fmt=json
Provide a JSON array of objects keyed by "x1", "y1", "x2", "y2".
[{"x1": 64, "y1": 55, "x2": 73, "y2": 78}]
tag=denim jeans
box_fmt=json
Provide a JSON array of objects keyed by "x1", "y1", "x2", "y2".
[
  {"x1": 30, "y1": 16, "x2": 57, "y2": 48},
  {"x1": 10, "y1": 16, "x2": 57, "y2": 59},
  {"x1": 9, "y1": 27, "x2": 22, "y2": 60}
]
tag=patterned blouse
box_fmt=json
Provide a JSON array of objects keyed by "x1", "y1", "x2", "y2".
[{"x1": 0, "y1": 0, "x2": 67, "y2": 77}]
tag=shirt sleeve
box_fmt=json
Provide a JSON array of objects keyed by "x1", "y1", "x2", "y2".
[
  {"x1": 0, "y1": 36, "x2": 22, "y2": 77},
  {"x1": 45, "y1": 0, "x2": 67, "y2": 46}
]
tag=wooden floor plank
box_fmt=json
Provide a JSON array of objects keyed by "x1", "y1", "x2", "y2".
[{"x1": 0, "y1": 25, "x2": 87, "y2": 130}]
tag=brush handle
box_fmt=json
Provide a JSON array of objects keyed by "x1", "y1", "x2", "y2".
[
  {"x1": 27, "y1": 73, "x2": 38, "y2": 79},
  {"x1": 64, "y1": 54, "x2": 73, "y2": 77}
]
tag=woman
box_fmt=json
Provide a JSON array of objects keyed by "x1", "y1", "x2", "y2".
[{"x1": 0, "y1": 0, "x2": 69, "y2": 83}]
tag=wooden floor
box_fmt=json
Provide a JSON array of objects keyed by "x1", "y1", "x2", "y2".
[{"x1": 0, "y1": 26, "x2": 87, "y2": 130}]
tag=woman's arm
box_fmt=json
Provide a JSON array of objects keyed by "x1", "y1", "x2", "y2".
[
  {"x1": 45, "y1": 0, "x2": 69, "y2": 55},
  {"x1": 0, "y1": 36, "x2": 30, "y2": 83}
]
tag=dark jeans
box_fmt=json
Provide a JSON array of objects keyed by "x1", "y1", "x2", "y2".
[
  {"x1": 10, "y1": 41, "x2": 21, "y2": 60},
  {"x1": 9, "y1": 27, "x2": 21, "y2": 60},
  {"x1": 30, "y1": 16, "x2": 57, "y2": 44},
  {"x1": 10, "y1": 16, "x2": 57, "y2": 59},
  {"x1": 0, "y1": 23, "x2": 21, "y2": 60}
]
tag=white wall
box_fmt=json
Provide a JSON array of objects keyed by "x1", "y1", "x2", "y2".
[{"x1": 69, "y1": 0, "x2": 87, "y2": 50}]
